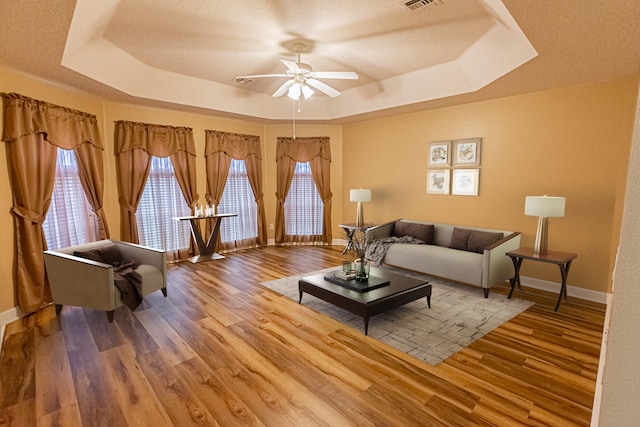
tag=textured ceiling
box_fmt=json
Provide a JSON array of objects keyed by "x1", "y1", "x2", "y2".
[{"x1": 1, "y1": 0, "x2": 639, "y2": 123}]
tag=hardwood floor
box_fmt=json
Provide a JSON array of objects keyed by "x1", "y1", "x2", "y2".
[{"x1": 0, "y1": 245, "x2": 606, "y2": 426}]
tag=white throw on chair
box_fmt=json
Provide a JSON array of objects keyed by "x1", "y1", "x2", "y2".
[{"x1": 43, "y1": 239, "x2": 167, "y2": 322}]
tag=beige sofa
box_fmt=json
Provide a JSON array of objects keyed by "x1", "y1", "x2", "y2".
[
  {"x1": 43, "y1": 239, "x2": 167, "y2": 322},
  {"x1": 368, "y1": 219, "x2": 521, "y2": 297}
]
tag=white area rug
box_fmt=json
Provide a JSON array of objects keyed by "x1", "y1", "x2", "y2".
[{"x1": 261, "y1": 267, "x2": 534, "y2": 366}]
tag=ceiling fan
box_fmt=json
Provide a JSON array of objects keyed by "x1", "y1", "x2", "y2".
[{"x1": 234, "y1": 43, "x2": 358, "y2": 100}]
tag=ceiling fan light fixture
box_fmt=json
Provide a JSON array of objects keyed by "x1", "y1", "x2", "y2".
[
  {"x1": 301, "y1": 84, "x2": 314, "y2": 100},
  {"x1": 287, "y1": 83, "x2": 302, "y2": 100}
]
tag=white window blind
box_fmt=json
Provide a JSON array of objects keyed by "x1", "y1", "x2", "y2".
[
  {"x1": 43, "y1": 149, "x2": 99, "y2": 249},
  {"x1": 217, "y1": 159, "x2": 257, "y2": 242},
  {"x1": 136, "y1": 156, "x2": 191, "y2": 251},
  {"x1": 284, "y1": 162, "x2": 323, "y2": 236}
]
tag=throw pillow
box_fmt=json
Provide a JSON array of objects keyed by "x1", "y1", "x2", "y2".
[
  {"x1": 394, "y1": 221, "x2": 434, "y2": 244},
  {"x1": 467, "y1": 231, "x2": 504, "y2": 254},
  {"x1": 74, "y1": 244, "x2": 123, "y2": 265},
  {"x1": 448, "y1": 227, "x2": 472, "y2": 251}
]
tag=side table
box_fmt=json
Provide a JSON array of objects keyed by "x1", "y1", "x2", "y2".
[
  {"x1": 339, "y1": 223, "x2": 376, "y2": 255},
  {"x1": 505, "y1": 247, "x2": 577, "y2": 311}
]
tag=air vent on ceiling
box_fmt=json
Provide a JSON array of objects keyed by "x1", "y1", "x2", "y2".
[{"x1": 400, "y1": 0, "x2": 442, "y2": 13}]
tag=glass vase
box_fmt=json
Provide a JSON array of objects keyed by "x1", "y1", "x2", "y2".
[{"x1": 355, "y1": 258, "x2": 370, "y2": 282}]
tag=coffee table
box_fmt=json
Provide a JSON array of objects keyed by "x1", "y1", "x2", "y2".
[{"x1": 298, "y1": 266, "x2": 431, "y2": 335}]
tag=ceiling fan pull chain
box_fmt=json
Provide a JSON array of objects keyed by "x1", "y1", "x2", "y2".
[{"x1": 292, "y1": 99, "x2": 296, "y2": 139}]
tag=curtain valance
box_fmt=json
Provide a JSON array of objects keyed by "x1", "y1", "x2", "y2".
[
  {"x1": 205, "y1": 130, "x2": 261, "y2": 160},
  {"x1": 114, "y1": 120, "x2": 196, "y2": 157},
  {"x1": 276, "y1": 137, "x2": 331, "y2": 162},
  {"x1": 1, "y1": 92, "x2": 103, "y2": 150}
]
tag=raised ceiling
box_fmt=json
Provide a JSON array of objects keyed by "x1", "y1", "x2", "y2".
[{"x1": 1, "y1": 0, "x2": 639, "y2": 123}]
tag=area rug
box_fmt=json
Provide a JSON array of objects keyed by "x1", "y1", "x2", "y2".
[{"x1": 261, "y1": 267, "x2": 534, "y2": 366}]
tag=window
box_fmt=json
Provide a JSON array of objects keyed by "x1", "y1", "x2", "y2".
[
  {"x1": 43, "y1": 149, "x2": 99, "y2": 249},
  {"x1": 284, "y1": 162, "x2": 323, "y2": 236},
  {"x1": 217, "y1": 159, "x2": 257, "y2": 243},
  {"x1": 136, "y1": 156, "x2": 191, "y2": 251}
]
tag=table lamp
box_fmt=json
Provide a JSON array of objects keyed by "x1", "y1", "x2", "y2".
[
  {"x1": 525, "y1": 195, "x2": 565, "y2": 256},
  {"x1": 350, "y1": 189, "x2": 371, "y2": 227}
]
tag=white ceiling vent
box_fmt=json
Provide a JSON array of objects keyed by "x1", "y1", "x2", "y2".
[{"x1": 400, "y1": 0, "x2": 442, "y2": 13}]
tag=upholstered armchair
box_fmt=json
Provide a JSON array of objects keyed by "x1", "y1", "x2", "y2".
[{"x1": 43, "y1": 239, "x2": 167, "y2": 322}]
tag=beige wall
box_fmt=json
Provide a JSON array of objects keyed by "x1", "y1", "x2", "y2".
[
  {"x1": 1, "y1": 64, "x2": 638, "y2": 312},
  {"x1": 596, "y1": 75, "x2": 640, "y2": 427},
  {"x1": 342, "y1": 77, "x2": 639, "y2": 293}
]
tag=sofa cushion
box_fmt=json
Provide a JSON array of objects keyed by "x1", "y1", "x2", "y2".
[
  {"x1": 448, "y1": 227, "x2": 472, "y2": 251},
  {"x1": 467, "y1": 231, "x2": 504, "y2": 253},
  {"x1": 394, "y1": 221, "x2": 434, "y2": 244},
  {"x1": 74, "y1": 244, "x2": 122, "y2": 265}
]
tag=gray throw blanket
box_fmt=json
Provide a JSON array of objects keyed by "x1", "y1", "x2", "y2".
[
  {"x1": 113, "y1": 260, "x2": 143, "y2": 311},
  {"x1": 366, "y1": 236, "x2": 425, "y2": 267}
]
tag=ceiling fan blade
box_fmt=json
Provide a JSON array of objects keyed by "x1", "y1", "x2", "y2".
[
  {"x1": 234, "y1": 73, "x2": 288, "y2": 81},
  {"x1": 272, "y1": 80, "x2": 296, "y2": 97},
  {"x1": 279, "y1": 58, "x2": 300, "y2": 72},
  {"x1": 306, "y1": 78, "x2": 341, "y2": 97},
  {"x1": 312, "y1": 71, "x2": 359, "y2": 80}
]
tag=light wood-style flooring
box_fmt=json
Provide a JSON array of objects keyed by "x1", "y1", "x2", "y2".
[{"x1": 0, "y1": 245, "x2": 606, "y2": 426}]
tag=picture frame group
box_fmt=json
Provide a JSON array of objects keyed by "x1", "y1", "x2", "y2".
[{"x1": 427, "y1": 138, "x2": 481, "y2": 196}]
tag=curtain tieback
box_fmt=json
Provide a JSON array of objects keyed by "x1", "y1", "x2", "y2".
[
  {"x1": 12, "y1": 205, "x2": 46, "y2": 224},
  {"x1": 119, "y1": 198, "x2": 137, "y2": 213}
]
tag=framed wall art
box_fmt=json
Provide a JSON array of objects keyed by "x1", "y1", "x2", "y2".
[
  {"x1": 451, "y1": 168, "x2": 479, "y2": 196},
  {"x1": 453, "y1": 138, "x2": 482, "y2": 167},
  {"x1": 427, "y1": 169, "x2": 450, "y2": 195},
  {"x1": 428, "y1": 141, "x2": 451, "y2": 168}
]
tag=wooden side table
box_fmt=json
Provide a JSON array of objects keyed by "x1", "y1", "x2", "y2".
[{"x1": 505, "y1": 247, "x2": 577, "y2": 311}]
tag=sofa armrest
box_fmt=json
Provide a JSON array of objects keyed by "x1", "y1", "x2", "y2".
[
  {"x1": 115, "y1": 240, "x2": 167, "y2": 287},
  {"x1": 367, "y1": 220, "x2": 397, "y2": 241},
  {"x1": 482, "y1": 232, "x2": 521, "y2": 288},
  {"x1": 43, "y1": 251, "x2": 117, "y2": 311}
]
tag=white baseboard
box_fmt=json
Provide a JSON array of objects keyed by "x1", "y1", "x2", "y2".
[
  {"x1": 0, "y1": 306, "x2": 24, "y2": 351},
  {"x1": 520, "y1": 276, "x2": 609, "y2": 304}
]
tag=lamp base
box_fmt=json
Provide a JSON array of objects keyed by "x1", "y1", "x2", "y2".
[
  {"x1": 533, "y1": 216, "x2": 549, "y2": 256},
  {"x1": 355, "y1": 202, "x2": 364, "y2": 228}
]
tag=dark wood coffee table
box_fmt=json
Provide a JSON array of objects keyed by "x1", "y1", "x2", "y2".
[{"x1": 298, "y1": 266, "x2": 431, "y2": 335}]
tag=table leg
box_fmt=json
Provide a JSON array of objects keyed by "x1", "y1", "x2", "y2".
[
  {"x1": 187, "y1": 217, "x2": 226, "y2": 263},
  {"x1": 364, "y1": 316, "x2": 369, "y2": 336},
  {"x1": 341, "y1": 228, "x2": 356, "y2": 255},
  {"x1": 508, "y1": 256, "x2": 523, "y2": 299},
  {"x1": 427, "y1": 295, "x2": 431, "y2": 308},
  {"x1": 554, "y1": 260, "x2": 573, "y2": 311}
]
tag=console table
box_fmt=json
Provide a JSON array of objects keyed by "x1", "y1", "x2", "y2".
[
  {"x1": 505, "y1": 247, "x2": 577, "y2": 311},
  {"x1": 173, "y1": 213, "x2": 237, "y2": 263}
]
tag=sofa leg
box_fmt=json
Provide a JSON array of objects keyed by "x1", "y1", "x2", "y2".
[
  {"x1": 55, "y1": 304, "x2": 63, "y2": 316},
  {"x1": 106, "y1": 310, "x2": 115, "y2": 323},
  {"x1": 161, "y1": 287, "x2": 168, "y2": 297},
  {"x1": 483, "y1": 288, "x2": 489, "y2": 298}
]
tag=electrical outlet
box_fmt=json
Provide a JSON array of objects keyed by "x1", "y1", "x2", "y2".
[{"x1": 269, "y1": 223, "x2": 274, "y2": 230}]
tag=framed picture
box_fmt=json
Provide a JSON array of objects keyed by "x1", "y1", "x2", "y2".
[
  {"x1": 451, "y1": 169, "x2": 479, "y2": 196},
  {"x1": 426, "y1": 169, "x2": 450, "y2": 194},
  {"x1": 428, "y1": 141, "x2": 451, "y2": 168},
  {"x1": 453, "y1": 138, "x2": 482, "y2": 166}
]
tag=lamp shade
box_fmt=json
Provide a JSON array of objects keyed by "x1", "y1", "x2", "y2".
[
  {"x1": 525, "y1": 196, "x2": 565, "y2": 217},
  {"x1": 350, "y1": 189, "x2": 371, "y2": 203}
]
